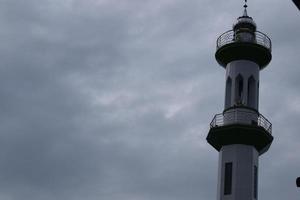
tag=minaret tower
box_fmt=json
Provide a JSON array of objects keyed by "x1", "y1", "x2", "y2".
[{"x1": 207, "y1": 1, "x2": 273, "y2": 200}]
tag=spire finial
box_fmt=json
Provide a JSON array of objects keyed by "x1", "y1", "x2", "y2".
[{"x1": 243, "y1": 0, "x2": 248, "y2": 16}]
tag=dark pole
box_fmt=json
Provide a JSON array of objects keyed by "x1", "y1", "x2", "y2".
[
  {"x1": 292, "y1": 0, "x2": 300, "y2": 10},
  {"x1": 296, "y1": 177, "x2": 300, "y2": 187}
]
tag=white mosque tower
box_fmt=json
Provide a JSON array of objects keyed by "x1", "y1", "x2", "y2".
[{"x1": 206, "y1": 1, "x2": 273, "y2": 200}]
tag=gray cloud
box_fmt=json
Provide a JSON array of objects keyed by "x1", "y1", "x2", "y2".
[{"x1": 0, "y1": 0, "x2": 299, "y2": 199}]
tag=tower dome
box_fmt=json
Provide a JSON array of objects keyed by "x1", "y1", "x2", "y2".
[{"x1": 233, "y1": 5, "x2": 257, "y2": 32}]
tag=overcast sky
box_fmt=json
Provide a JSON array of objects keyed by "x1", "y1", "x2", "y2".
[{"x1": 0, "y1": 0, "x2": 299, "y2": 199}]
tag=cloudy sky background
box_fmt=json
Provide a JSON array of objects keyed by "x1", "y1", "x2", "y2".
[{"x1": 0, "y1": 0, "x2": 299, "y2": 199}]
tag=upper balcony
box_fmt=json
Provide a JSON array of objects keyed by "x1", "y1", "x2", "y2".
[
  {"x1": 215, "y1": 30, "x2": 272, "y2": 69},
  {"x1": 216, "y1": 30, "x2": 272, "y2": 52}
]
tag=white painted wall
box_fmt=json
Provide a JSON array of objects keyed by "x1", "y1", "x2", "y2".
[
  {"x1": 217, "y1": 144, "x2": 259, "y2": 200},
  {"x1": 224, "y1": 60, "x2": 260, "y2": 110}
]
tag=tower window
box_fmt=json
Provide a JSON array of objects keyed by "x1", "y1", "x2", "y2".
[
  {"x1": 257, "y1": 82, "x2": 260, "y2": 109},
  {"x1": 225, "y1": 77, "x2": 232, "y2": 108},
  {"x1": 254, "y1": 165, "x2": 258, "y2": 199},
  {"x1": 247, "y1": 76, "x2": 256, "y2": 108},
  {"x1": 238, "y1": 79, "x2": 243, "y2": 99},
  {"x1": 235, "y1": 75, "x2": 244, "y2": 105},
  {"x1": 224, "y1": 162, "x2": 233, "y2": 195}
]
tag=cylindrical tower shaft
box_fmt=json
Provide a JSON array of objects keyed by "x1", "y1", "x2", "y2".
[
  {"x1": 224, "y1": 60, "x2": 259, "y2": 110},
  {"x1": 217, "y1": 145, "x2": 258, "y2": 200}
]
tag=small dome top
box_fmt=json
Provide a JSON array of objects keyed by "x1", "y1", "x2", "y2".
[{"x1": 233, "y1": 4, "x2": 257, "y2": 31}]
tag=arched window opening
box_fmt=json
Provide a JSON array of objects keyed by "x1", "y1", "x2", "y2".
[
  {"x1": 247, "y1": 76, "x2": 256, "y2": 108},
  {"x1": 257, "y1": 82, "x2": 260, "y2": 109},
  {"x1": 235, "y1": 75, "x2": 244, "y2": 105},
  {"x1": 225, "y1": 77, "x2": 232, "y2": 108}
]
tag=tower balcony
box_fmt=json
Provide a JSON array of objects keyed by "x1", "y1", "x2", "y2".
[
  {"x1": 207, "y1": 109, "x2": 273, "y2": 155},
  {"x1": 217, "y1": 30, "x2": 272, "y2": 51},
  {"x1": 210, "y1": 109, "x2": 272, "y2": 134},
  {"x1": 215, "y1": 30, "x2": 272, "y2": 69}
]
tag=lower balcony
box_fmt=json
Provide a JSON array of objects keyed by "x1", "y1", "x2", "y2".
[
  {"x1": 207, "y1": 109, "x2": 273, "y2": 155},
  {"x1": 210, "y1": 109, "x2": 272, "y2": 135}
]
